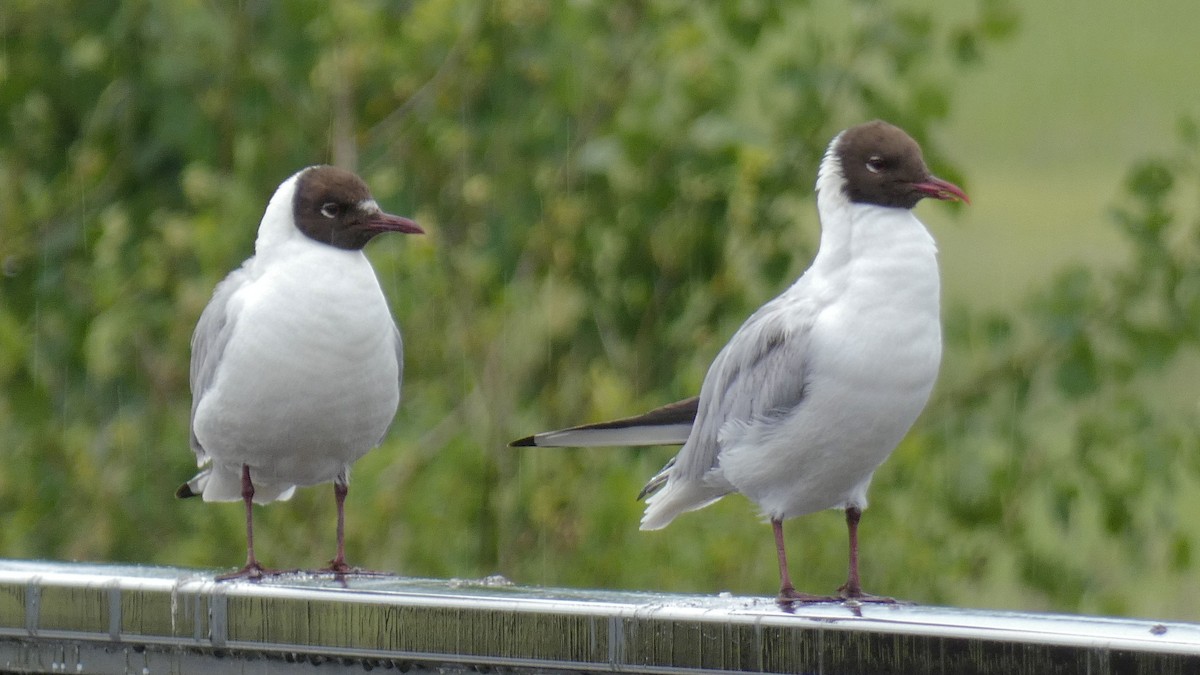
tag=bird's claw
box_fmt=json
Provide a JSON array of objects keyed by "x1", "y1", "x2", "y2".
[
  {"x1": 311, "y1": 560, "x2": 392, "y2": 578},
  {"x1": 837, "y1": 585, "x2": 911, "y2": 605},
  {"x1": 216, "y1": 563, "x2": 298, "y2": 582},
  {"x1": 776, "y1": 587, "x2": 841, "y2": 605}
]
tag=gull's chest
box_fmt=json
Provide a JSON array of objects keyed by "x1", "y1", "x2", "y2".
[
  {"x1": 809, "y1": 250, "x2": 942, "y2": 392},
  {"x1": 194, "y1": 251, "x2": 400, "y2": 471},
  {"x1": 234, "y1": 253, "x2": 395, "y2": 367}
]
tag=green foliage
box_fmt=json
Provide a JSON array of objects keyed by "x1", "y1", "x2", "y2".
[
  {"x1": 9, "y1": 0, "x2": 1197, "y2": 621},
  {"x1": 917, "y1": 117, "x2": 1200, "y2": 616}
]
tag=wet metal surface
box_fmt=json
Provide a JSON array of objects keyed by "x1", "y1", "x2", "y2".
[{"x1": 1, "y1": 559, "x2": 1198, "y2": 673}]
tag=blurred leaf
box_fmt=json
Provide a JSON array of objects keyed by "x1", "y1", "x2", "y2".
[
  {"x1": 951, "y1": 30, "x2": 983, "y2": 65},
  {"x1": 1126, "y1": 160, "x2": 1174, "y2": 201},
  {"x1": 1055, "y1": 337, "x2": 1099, "y2": 399},
  {"x1": 980, "y1": 0, "x2": 1021, "y2": 40}
]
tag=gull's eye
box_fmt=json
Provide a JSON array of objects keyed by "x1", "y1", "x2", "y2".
[
  {"x1": 865, "y1": 156, "x2": 886, "y2": 174},
  {"x1": 320, "y1": 202, "x2": 341, "y2": 219}
]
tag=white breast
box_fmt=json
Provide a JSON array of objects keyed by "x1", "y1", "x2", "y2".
[
  {"x1": 192, "y1": 240, "x2": 400, "y2": 490},
  {"x1": 717, "y1": 205, "x2": 941, "y2": 519}
]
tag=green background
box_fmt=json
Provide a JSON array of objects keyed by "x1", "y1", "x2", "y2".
[{"x1": 2, "y1": 0, "x2": 1199, "y2": 621}]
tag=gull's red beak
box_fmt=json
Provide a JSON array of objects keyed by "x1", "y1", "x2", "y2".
[
  {"x1": 367, "y1": 212, "x2": 424, "y2": 235},
  {"x1": 913, "y1": 175, "x2": 970, "y2": 205}
]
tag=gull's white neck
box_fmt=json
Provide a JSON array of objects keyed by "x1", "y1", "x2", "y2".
[
  {"x1": 254, "y1": 170, "x2": 307, "y2": 255},
  {"x1": 810, "y1": 139, "x2": 938, "y2": 280},
  {"x1": 251, "y1": 168, "x2": 364, "y2": 267}
]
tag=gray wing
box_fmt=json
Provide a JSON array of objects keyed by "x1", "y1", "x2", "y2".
[
  {"x1": 188, "y1": 266, "x2": 251, "y2": 459},
  {"x1": 384, "y1": 321, "x2": 404, "y2": 445},
  {"x1": 394, "y1": 322, "x2": 404, "y2": 401},
  {"x1": 661, "y1": 292, "x2": 816, "y2": 488}
]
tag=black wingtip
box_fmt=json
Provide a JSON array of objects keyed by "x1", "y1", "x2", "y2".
[
  {"x1": 175, "y1": 483, "x2": 198, "y2": 499},
  {"x1": 509, "y1": 435, "x2": 537, "y2": 448},
  {"x1": 635, "y1": 479, "x2": 660, "y2": 502}
]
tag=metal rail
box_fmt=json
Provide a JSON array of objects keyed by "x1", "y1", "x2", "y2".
[{"x1": 1, "y1": 559, "x2": 1197, "y2": 674}]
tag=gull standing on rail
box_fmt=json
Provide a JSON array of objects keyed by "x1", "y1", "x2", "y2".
[
  {"x1": 178, "y1": 165, "x2": 424, "y2": 580},
  {"x1": 513, "y1": 121, "x2": 967, "y2": 602}
]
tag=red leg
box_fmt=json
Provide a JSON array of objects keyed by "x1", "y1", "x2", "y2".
[
  {"x1": 216, "y1": 465, "x2": 267, "y2": 581},
  {"x1": 837, "y1": 506, "x2": 899, "y2": 603},
  {"x1": 328, "y1": 479, "x2": 351, "y2": 574},
  {"x1": 773, "y1": 518, "x2": 836, "y2": 604},
  {"x1": 316, "y1": 476, "x2": 388, "y2": 576},
  {"x1": 841, "y1": 507, "x2": 864, "y2": 597}
]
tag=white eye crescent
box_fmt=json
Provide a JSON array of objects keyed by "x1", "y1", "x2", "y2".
[
  {"x1": 866, "y1": 156, "x2": 885, "y2": 174},
  {"x1": 320, "y1": 202, "x2": 341, "y2": 219}
]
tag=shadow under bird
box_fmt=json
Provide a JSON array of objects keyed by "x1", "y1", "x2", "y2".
[
  {"x1": 178, "y1": 165, "x2": 423, "y2": 580},
  {"x1": 512, "y1": 120, "x2": 968, "y2": 604}
]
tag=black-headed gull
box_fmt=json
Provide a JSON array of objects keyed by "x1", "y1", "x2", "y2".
[
  {"x1": 178, "y1": 165, "x2": 423, "y2": 579},
  {"x1": 513, "y1": 121, "x2": 967, "y2": 603}
]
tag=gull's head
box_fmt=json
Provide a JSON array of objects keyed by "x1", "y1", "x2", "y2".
[
  {"x1": 257, "y1": 165, "x2": 424, "y2": 253},
  {"x1": 290, "y1": 165, "x2": 424, "y2": 250},
  {"x1": 819, "y1": 120, "x2": 968, "y2": 210}
]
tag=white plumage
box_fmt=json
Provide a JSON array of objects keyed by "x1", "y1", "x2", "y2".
[
  {"x1": 513, "y1": 121, "x2": 967, "y2": 602},
  {"x1": 642, "y1": 136, "x2": 943, "y2": 529},
  {"x1": 181, "y1": 165, "x2": 422, "y2": 578},
  {"x1": 189, "y1": 173, "x2": 400, "y2": 501}
]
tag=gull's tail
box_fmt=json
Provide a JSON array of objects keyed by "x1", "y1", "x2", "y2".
[
  {"x1": 175, "y1": 467, "x2": 296, "y2": 504},
  {"x1": 639, "y1": 456, "x2": 728, "y2": 530}
]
